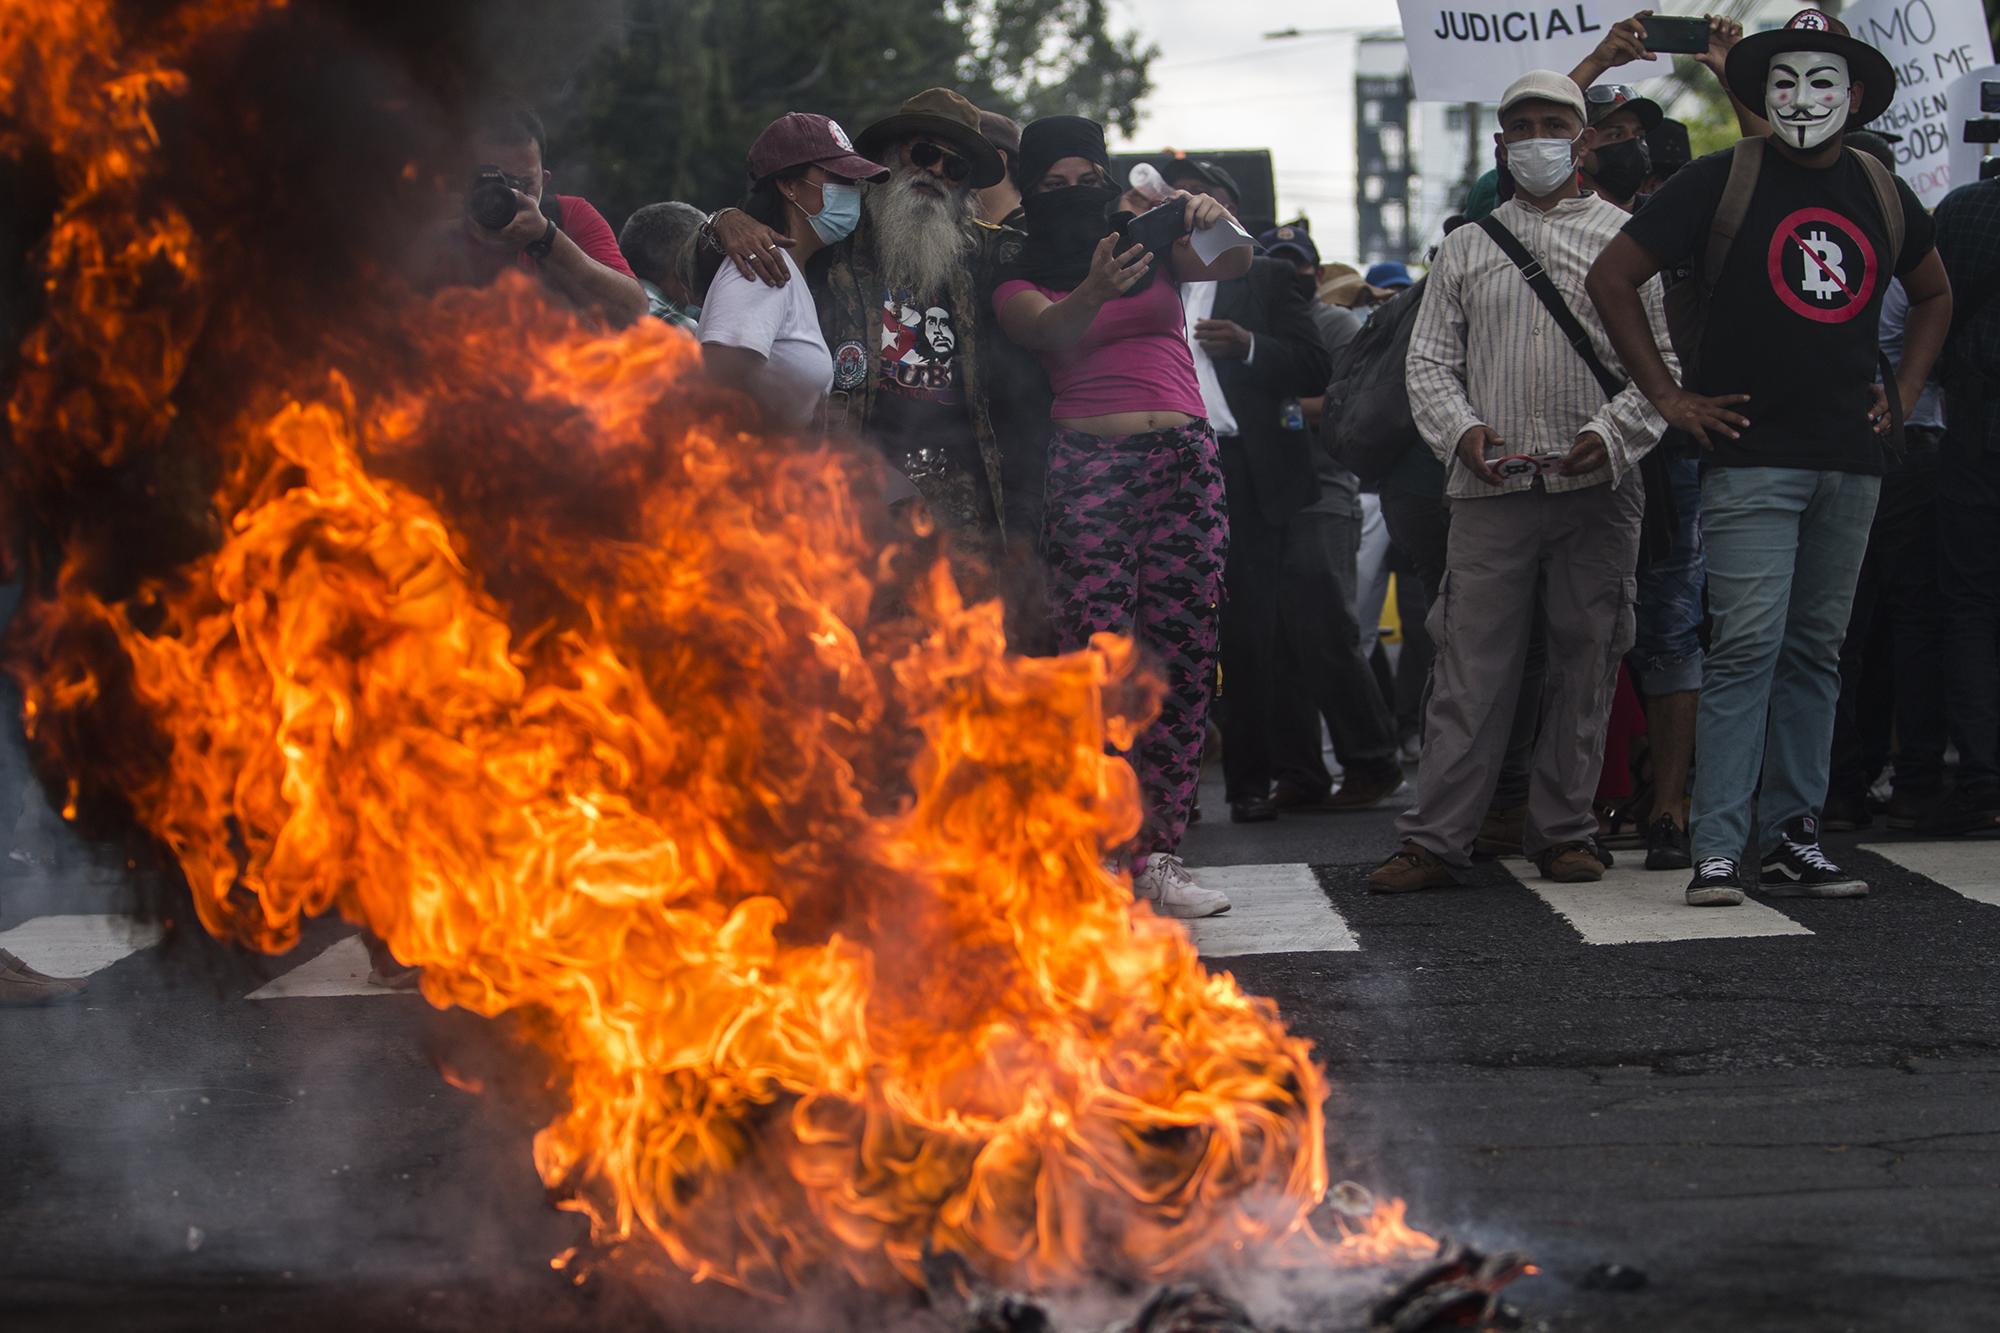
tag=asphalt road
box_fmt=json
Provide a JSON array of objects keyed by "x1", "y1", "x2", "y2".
[{"x1": 3, "y1": 768, "x2": 1998, "y2": 1333}]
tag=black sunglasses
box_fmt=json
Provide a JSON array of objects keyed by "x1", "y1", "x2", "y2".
[{"x1": 908, "y1": 141, "x2": 972, "y2": 183}]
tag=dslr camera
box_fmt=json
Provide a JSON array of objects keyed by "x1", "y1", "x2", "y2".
[
  {"x1": 1968, "y1": 81, "x2": 2000, "y2": 181},
  {"x1": 467, "y1": 165, "x2": 524, "y2": 231}
]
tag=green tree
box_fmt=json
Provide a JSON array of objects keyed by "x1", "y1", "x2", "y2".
[
  {"x1": 1669, "y1": 56, "x2": 1743, "y2": 160},
  {"x1": 546, "y1": 0, "x2": 1154, "y2": 232}
]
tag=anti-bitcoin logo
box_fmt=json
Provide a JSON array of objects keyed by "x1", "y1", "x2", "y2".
[{"x1": 1765, "y1": 207, "x2": 1877, "y2": 324}]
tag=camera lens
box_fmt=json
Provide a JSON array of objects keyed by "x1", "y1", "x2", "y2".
[{"x1": 467, "y1": 175, "x2": 518, "y2": 230}]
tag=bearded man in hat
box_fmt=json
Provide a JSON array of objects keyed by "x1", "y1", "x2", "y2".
[
  {"x1": 710, "y1": 89, "x2": 1046, "y2": 555},
  {"x1": 1589, "y1": 9, "x2": 1954, "y2": 908}
]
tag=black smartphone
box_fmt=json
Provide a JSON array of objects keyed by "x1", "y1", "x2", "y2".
[
  {"x1": 1641, "y1": 14, "x2": 1710, "y2": 54},
  {"x1": 1120, "y1": 200, "x2": 1188, "y2": 260}
]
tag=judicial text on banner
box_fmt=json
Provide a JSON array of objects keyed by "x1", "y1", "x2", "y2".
[
  {"x1": 1845, "y1": 0, "x2": 1996, "y2": 206},
  {"x1": 1397, "y1": 1, "x2": 1624, "y2": 104}
]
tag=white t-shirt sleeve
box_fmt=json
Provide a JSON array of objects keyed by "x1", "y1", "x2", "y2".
[{"x1": 696, "y1": 264, "x2": 783, "y2": 359}]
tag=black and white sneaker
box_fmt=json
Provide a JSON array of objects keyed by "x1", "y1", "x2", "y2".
[
  {"x1": 1759, "y1": 816, "x2": 1868, "y2": 898},
  {"x1": 1686, "y1": 857, "x2": 1744, "y2": 907}
]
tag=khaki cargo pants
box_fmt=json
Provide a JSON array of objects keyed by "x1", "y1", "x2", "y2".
[{"x1": 1396, "y1": 474, "x2": 1644, "y2": 867}]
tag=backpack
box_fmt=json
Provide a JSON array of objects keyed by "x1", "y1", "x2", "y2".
[
  {"x1": 1662, "y1": 135, "x2": 1904, "y2": 376},
  {"x1": 1322, "y1": 277, "x2": 1428, "y2": 485}
]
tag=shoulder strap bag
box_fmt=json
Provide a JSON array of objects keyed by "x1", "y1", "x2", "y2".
[{"x1": 1477, "y1": 214, "x2": 1676, "y2": 561}]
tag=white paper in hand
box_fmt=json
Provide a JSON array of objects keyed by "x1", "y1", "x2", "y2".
[{"x1": 1190, "y1": 217, "x2": 1254, "y2": 266}]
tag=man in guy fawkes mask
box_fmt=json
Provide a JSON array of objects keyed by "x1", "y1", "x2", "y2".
[{"x1": 1588, "y1": 10, "x2": 1955, "y2": 907}]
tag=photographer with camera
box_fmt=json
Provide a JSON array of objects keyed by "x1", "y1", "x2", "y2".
[{"x1": 437, "y1": 106, "x2": 646, "y2": 328}]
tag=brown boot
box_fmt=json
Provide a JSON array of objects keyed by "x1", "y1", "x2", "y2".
[
  {"x1": 0, "y1": 949, "x2": 87, "y2": 1006},
  {"x1": 1367, "y1": 842, "x2": 1459, "y2": 894},
  {"x1": 1471, "y1": 802, "x2": 1527, "y2": 860},
  {"x1": 1536, "y1": 842, "x2": 1605, "y2": 883}
]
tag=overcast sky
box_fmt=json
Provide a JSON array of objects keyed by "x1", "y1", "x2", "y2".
[{"x1": 1113, "y1": 0, "x2": 1408, "y2": 264}]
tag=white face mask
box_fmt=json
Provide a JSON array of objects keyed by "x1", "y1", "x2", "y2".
[
  {"x1": 1766, "y1": 49, "x2": 1852, "y2": 151},
  {"x1": 1504, "y1": 134, "x2": 1579, "y2": 197}
]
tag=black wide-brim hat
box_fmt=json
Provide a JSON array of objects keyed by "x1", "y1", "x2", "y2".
[
  {"x1": 1725, "y1": 9, "x2": 1896, "y2": 128},
  {"x1": 856, "y1": 87, "x2": 1007, "y2": 189}
]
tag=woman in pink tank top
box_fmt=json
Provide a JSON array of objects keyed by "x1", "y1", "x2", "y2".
[{"x1": 991, "y1": 115, "x2": 1249, "y2": 919}]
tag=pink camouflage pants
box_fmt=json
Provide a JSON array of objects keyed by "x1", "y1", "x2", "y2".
[{"x1": 1041, "y1": 419, "x2": 1230, "y2": 854}]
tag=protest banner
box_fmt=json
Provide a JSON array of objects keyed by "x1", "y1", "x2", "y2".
[
  {"x1": 1397, "y1": 1, "x2": 1627, "y2": 103},
  {"x1": 1844, "y1": 0, "x2": 1996, "y2": 205}
]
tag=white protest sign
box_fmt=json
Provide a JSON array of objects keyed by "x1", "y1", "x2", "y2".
[
  {"x1": 1397, "y1": 1, "x2": 1629, "y2": 103},
  {"x1": 1844, "y1": 0, "x2": 1996, "y2": 204},
  {"x1": 1945, "y1": 65, "x2": 1999, "y2": 197}
]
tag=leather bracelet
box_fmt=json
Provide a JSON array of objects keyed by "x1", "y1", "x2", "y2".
[{"x1": 525, "y1": 217, "x2": 558, "y2": 260}]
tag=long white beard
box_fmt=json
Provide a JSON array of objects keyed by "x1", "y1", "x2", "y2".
[{"x1": 867, "y1": 170, "x2": 976, "y2": 300}]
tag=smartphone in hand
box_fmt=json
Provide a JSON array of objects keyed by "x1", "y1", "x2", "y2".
[
  {"x1": 1121, "y1": 200, "x2": 1190, "y2": 259},
  {"x1": 1641, "y1": 14, "x2": 1710, "y2": 54}
]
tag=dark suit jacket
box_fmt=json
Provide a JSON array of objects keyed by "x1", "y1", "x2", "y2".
[{"x1": 1209, "y1": 257, "x2": 1335, "y2": 528}]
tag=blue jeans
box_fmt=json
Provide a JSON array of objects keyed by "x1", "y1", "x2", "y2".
[
  {"x1": 1630, "y1": 452, "x2": 1705, "y2": 696},
  {"x1": 1691, "y1": 467, "x2": 1880, "y2": 863}
]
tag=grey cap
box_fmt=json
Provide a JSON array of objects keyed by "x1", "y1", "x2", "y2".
[{"x1": 1498, "y1": 70, "x2": 1587, "y2": 122}]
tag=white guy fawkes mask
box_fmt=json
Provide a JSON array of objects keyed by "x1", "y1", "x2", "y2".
[{"x1": 1766, "y1": 50, "x2": 1852, "y2": 151}]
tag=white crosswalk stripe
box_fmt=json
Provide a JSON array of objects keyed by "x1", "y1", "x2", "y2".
[
  {"x1": 0, "y1": 913, "x2": 165, "y2": 977},
  {"x1": 1182, "y1": 863, "x2": 1359, "y2": 957},
  {"x1": 247, "y1": 935, "x2": 402, "y2": 1000},
  {"x1": 1860, "y1": 843, "x2": 2000, "y2": 909},
  {"x1": 1501, "y1": 859, "x2": 1813, "y2": 945},
  {"x1": 16, "y1": 844, "x2": 2000, "y2": 989}
]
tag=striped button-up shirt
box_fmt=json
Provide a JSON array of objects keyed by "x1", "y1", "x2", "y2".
[{"x1": 1407, "y1": 194, "x2": 1675, "y2": 500}]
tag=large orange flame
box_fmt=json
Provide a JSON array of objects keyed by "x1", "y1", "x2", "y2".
[{"x1": 1, "y1": 0, "x2": 1430, "y2": 1297}]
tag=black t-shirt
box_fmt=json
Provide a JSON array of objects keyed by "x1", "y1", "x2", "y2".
[
  {"x1": 870, "y1": 286, "x2": 988, "y2": 506},
  {"x1": 1623, "y1": 143, "x2": 1935, "y2": 474}
]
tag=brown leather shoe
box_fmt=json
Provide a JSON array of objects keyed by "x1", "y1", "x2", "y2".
[
  {"x1": 1471, "y1": 801, "x2": 1527, "y2": 860},
  {"x1": 0, "y1": 948, "x2": 87, "y2": 1006},
  {"x1": 1325, "y1": 765, "x2": 1408, "y2": 810},
  {"x1": 1367, "y1": 842, "x2": 1459, "y2": 893},
  {"x1": 1536, "y1": 842, "x2": 1605, "y2": 883}
]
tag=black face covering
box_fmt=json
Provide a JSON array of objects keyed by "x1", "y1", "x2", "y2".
[
  {"x1": 1292, "y1": 271, "x2": 1318, "y2": 300},
  {"x1": 1006, "y1": 182, "x2": 1120, "y2": 290},
  {"x1": 1590, "y1": 137, "x2": 1652, "y2": 203}
]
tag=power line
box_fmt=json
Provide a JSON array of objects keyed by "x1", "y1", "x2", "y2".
[{"x1": 1151, "y1": 34, "x2": 1345, "y2": 72}]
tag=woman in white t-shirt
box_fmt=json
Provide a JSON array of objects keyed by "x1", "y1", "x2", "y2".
[{"x1": 696, "y1": 113, "x2": 888, "y2": 430}]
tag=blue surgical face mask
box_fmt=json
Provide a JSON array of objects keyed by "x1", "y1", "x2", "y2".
[{"x1": 806, "y1": 181, "x2": 862, "y2": 244}]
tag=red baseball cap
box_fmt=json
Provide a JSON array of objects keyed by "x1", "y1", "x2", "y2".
[{"x1": 747, "y1": 113, "x2": 890, "y2": 184}]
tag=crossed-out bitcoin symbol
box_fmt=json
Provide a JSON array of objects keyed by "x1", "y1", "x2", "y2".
[{"x1": 1765, "y1": 207, "x2": 1877, "y2": 324}]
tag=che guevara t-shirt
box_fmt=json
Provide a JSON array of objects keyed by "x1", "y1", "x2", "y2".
[{"x1": 1622, "y1": 143, "x2": 1934, "y2": 475}]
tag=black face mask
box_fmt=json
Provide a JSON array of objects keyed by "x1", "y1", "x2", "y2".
[
  {"x1": 1012, "y1": 182, "x2": 1120, "y2": 290},
  {"x1": 1292, "y1": 271, "x2": 1318, "y2": 300},
  {"x1": 1590, "y1": 137, "x2": 1652, "y2": 203}
]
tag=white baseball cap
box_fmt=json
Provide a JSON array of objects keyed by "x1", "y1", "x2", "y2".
[{"x1": 1497, "y1": 70, "x2": 1588, "y2": 123}]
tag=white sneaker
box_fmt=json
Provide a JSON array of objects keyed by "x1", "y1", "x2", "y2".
[{"x1": 1133, "y1": 853, "x2": 1231, "y2": 918}]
